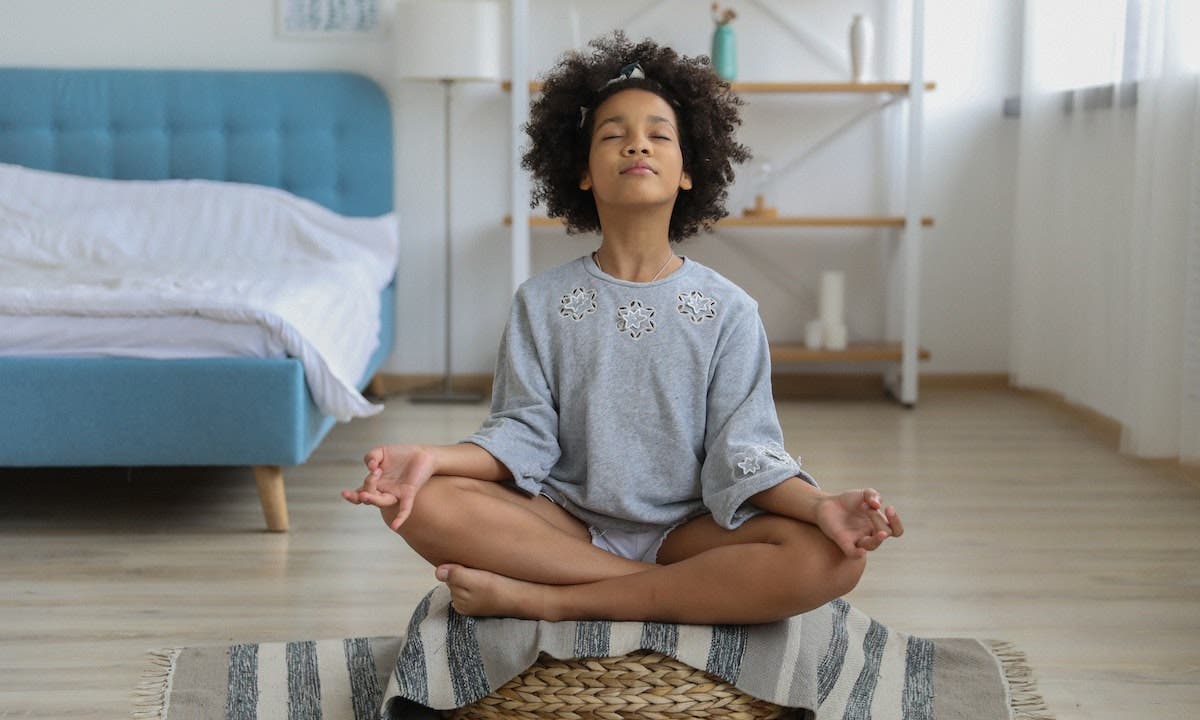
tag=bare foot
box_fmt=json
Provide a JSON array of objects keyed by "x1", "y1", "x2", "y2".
[{"x1": 436, "y1": 564, "x2": 555, "y2": 620}]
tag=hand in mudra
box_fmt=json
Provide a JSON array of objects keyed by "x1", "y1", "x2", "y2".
[
  {"x1": 815, "y1": 488, "x2": 903, "y2": 558},
  {"x1": 341, "y1": 444, "x2": 437, "y2": 530}
]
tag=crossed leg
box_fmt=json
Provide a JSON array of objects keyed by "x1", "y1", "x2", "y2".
[
  {"x1": 395, "y1": 475, "x2": 864, "y2": 625},
  {"x1": 394, "y1": 475, "x2": 653, "y2": 585}
]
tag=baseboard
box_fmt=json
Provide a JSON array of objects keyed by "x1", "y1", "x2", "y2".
[
  {"x1": 373, "y1": 372, "x2": 1012, "y2": 403},
  {"x1": 771, "y1": 372, "x2": 1011, "y2": 400},
  {"x1": 919, "y1": 373, "x2": 1011, "y2": 389},
  {"x1": 769, "y1": 373, "x2": 890, "y2": 401},
  {"x1": 1181, "y1": 462, "x2": 1200, "y2": 488},
  {"x1": 370, "y1": 373, "x2": 494, "y2": 398},
  {"x1": 1013, "y1": 386, "x2": 1124, "y2": 449},
  {"x1": 1014, "y1": 385, "x2": 1200, "y2": 488}
]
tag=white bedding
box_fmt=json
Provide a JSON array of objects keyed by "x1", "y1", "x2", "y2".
[
  {"x1": 0, "y1": 314, "x2": 287, "y2": 359},
  {"x1": 0, "y1": 163, "x2": 400, "y2": 422}
]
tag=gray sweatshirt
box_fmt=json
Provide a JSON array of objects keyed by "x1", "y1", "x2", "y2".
[{"x1": 466, "y1": 255, "x2": 816, "y2": 534}]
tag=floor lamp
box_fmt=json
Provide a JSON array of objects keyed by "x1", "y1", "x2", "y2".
[{"x1": 396, "y1": 0, "x2": 501, "y2": 403}]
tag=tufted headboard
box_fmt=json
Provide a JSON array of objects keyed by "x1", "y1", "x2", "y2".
[{"x1": 0, "y1": 68, "x2": 392, "y2": 217}]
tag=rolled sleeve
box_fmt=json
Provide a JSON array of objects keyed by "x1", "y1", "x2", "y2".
[
  {"x1": 464, "y1": 290, "x2": 560, "y2": 494},
  {"x1": 700, "y1": 308, "x2": 814, "y2": 529}
]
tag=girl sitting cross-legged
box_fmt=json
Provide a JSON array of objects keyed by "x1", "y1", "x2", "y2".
[{"x1": 343, "y1": 32, "x2": 903, "y2": 625}]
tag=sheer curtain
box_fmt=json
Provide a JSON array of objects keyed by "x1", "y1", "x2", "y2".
[{"x1": 1011, "y1": 0, "x2": 1199, "y2": 462}]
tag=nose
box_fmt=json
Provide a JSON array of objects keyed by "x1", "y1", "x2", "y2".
[{"x1": 623, "y1": 136, "x2": 651, "y2": 155}]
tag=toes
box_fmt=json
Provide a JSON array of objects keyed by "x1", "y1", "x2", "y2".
[{"x1": 436, "y1": 563, "x2": 463, "y2": 582}]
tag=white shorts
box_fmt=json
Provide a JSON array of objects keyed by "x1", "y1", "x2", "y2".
[
  {"x1": 540, "y1": 492, "x2": 678, "y2": 563},
  {"x1": 588, "y1": 524, "x2": 677, "y2": 564}
]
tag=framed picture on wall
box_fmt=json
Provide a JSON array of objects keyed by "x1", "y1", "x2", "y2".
[{"x1": 277, "y1": 0, "x2": 381, "y2": 37}]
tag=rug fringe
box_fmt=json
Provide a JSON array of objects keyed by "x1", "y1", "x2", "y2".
[
  {"x1": 131, "y1": 647, "x2": 181, "y2": 720},
  {"x1": 986, "y1": 640, "x2": 1055, "y2": 720}
]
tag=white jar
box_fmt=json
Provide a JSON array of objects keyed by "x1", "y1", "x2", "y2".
[{"x1": 850, "y1": 14, "x2": 874, "y2": 83}]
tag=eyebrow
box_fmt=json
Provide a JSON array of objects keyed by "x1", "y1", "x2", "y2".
[{"x1": 595, "y1": 114, "x2": 678, "y2": 133}]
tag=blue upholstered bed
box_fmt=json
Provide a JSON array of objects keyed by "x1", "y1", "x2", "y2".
[{"x1": 0, "y1": 68, "x2": 396, "y2": 531}]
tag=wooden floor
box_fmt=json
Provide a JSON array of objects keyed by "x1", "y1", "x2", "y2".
[{"x1": 1, "y1": 387, "x2": 1197, "y2": 719}]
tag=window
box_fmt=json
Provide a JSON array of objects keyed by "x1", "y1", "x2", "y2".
[
  {"x1": 1007, "y1": 0, "x2": 1197, "y2": 117},
  {"x1": 1025, "y1": 0, "x2": 1128, "y2": 92}
]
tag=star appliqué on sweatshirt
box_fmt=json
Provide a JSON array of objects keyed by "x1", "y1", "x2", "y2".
[
  {"x1": 616, "y1": 300, "x2": 656, "y2": 339},
  {"x1": 559, "y1": 287, "x2": 598, "y2": 321},
  {"x1": 676, "y1": 290, "x2": 717, "y2": 323}
]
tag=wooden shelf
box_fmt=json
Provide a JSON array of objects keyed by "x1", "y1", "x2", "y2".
[
  {"x1": 506, "y1": 215, "x2": 934, "y2": 228},
  {"x1": 719, "y1": 215, "x2": 934, "y2": 228},
  {"x1": 770, "y1": 342, "x2": 931, "y2": 364},
  {"x1": 502, "y1": 80, "x2": 937, "y2": 94},
  {"x1": 730, "y1": 81, "x2": 937, "y2": 93}
]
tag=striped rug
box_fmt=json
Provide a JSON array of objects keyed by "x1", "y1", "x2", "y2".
[{"x1": 135, "y1": 586, "x2": 1052, "y2": 719}]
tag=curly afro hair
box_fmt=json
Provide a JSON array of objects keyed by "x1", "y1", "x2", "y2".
[{"x1": 522, "y1": 32, "x2": 750, "y2": 243}]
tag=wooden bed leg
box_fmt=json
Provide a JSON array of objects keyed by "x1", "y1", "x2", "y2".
[
  {"x1": 253, "y1": 465, "x2": 289, "y2": 532},
  {"x1": 367, "y1": 373, "x2": 387, "y2": 397}
]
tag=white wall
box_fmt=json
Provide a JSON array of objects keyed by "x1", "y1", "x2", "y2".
[
  {"x1": 920, "y1": 0, "x2": 1021, "y2": 373},
  {"x1": 0, "y1": 0, "x2": 1021, "y2": 377}
]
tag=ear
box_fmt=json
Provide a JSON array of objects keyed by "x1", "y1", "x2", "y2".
[
  {"x1": 580, "y1": 170, "x2": 593, "y2": 191},
  {"x1": 679, "y1": 170, "x2": 693, "y2": 191}
]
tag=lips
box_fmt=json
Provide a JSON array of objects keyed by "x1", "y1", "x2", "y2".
[{"x1": 621, "y1": 162, "x2": 656, "y2": 175}]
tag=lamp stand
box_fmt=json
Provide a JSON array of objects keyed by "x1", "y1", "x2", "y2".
[{"x1": 410, "y1": 79, "x2": 484, "y2": 404}]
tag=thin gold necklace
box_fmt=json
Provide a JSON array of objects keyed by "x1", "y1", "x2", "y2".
[{"x1": 593, "y1": 251, "x2": 675, "y2": 282}]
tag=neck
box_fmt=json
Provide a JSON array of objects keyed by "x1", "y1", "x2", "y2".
[
  {"x1": 593, "y1": 207, "x2": 679, "y2": 282},
  {"x1": 593, "y1": 242, "x2": 678, "y2": 283}
]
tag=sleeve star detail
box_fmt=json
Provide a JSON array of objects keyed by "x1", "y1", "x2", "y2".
[
  {"x1": 733, "y1": 443, "x2": 799, "y2": 479},
  {"x1": 559, "y1": 287, "x2": 598, "y2": 321},
  {"x1": 616, "y1": 299, "x2": 656, "y2": 339},
  {"x1": 737, "y1": 456, "x2": 761, "y2": 476},
  {"x1": 676, "y1": 290, "x2": 717, "y2": 323}
]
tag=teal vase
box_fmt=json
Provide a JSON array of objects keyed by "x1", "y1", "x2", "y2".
[{"x1": 711, "y1": 24, "x2": 736, "y2": 81}]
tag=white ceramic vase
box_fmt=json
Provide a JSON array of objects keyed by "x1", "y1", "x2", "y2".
[
  {"x1": 849, "y1": 14, "x2": 874, "y2": 83},
  {"x1": 818, "y1": 271, "x2": 848, "y2": 350}
]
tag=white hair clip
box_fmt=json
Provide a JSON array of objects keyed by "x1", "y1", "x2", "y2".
[
  {"x1": 580, "y1": 62, "x2": 647, "y2": 129},
  {"x1": 603, "y1": 62, "x2": 646, "y2": 88}
]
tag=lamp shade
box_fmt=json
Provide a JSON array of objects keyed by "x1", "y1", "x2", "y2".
[{"x1": 395, "y1": 1, "x2": 502, "y2": 81}]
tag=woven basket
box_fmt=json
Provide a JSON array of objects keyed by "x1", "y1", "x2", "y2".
[{"x1": 449, "y1": 649, "x2": 792, "y2": 720}]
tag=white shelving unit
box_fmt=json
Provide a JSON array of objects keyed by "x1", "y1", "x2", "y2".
[
  {"x1": 507, "y1": 1, "x2": 930, "y2": 406},
  {"x1": 508, "y1": 0, "x2": 532, "y2": 292}
]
